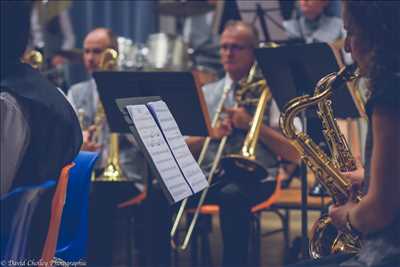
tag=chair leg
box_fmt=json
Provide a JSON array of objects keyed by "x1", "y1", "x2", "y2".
[
  {"x1": 249, "y1": 213, "x2": 261, "y2": 267},
  {"x1": 284, "y1": 209, "x2": 290, "y2": 252},
  {"x1": 190, "y1": 229, "x2": 199, "y2": 266},
  {"x1": 201, "y1": 230, "x2": 213, "y2": 267},
  {"x1": 190, "y1": 214, "x2": 214, "y2": 267},
  {"x1": 172, "y1": 230, "x2": 180, "y2": 267}
]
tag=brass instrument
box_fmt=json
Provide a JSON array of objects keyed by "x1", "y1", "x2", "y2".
[
  {"x1": 346, "y1": 71, "x2": 367, "y2": 119},
  {"x1": 99, "y1": 48, "x2": 118, "y2": 70},
  {"x1": 94, "y1": 48, "x2": 127, "y2": 181},
  {"x1": 279, "y1": 65, "x2": 363, "y2": 259},
  {"x1": 171, "y1": 62, "x2": 272, "y2": 250},
  {"x1": 219, "y1": 64, "x2": 272, "y2": 182},
  {"x1": 77, "y1": 108, "x2": 86, "y2": 130},
  {"x1": 22, "y1": 50, "x2": 44, "y2": 69}
]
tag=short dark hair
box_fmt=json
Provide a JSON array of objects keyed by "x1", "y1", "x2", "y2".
[
  {"x1": 223, "y1": 20, "x2": 260, "y2": 48},
  {"x1": 1, "y1": 1, "x2": 32, "y2": 67}
]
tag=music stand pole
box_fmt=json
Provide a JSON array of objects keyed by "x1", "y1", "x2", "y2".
[
  {"x1": 255, "y1": 3, "x2": 271, "y2": 42},
  {"x1": 299, "y1": 110, "x2": 309, "y2": 259}
]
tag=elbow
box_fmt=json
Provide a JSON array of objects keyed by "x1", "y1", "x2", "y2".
[{"x1": 290, "y1": 147, "x2": 301, "y2": 163}]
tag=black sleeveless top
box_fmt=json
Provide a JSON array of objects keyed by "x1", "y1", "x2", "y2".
[{"x1": 355, "y1": 74, "x2": 400, "y2": 266}]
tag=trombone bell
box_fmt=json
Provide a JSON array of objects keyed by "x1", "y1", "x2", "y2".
[
  {"x1": 219, "y1": 154, "x2": 268, "y2": 181},
  {"x1": 93, "y1": 48, "x2": 127, "y2": 182}
]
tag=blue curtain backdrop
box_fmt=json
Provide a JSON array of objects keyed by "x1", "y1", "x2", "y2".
[{"x1": 69, "y1": 0, "x2": 158, "y2": 48}]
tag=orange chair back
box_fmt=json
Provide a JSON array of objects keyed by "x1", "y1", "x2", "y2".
[{"x1": 40, "y1": 163, "x2": 75, "y2": 265}]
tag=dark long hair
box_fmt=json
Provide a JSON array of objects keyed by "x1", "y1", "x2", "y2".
[{"x1": 343, "y1": 1, "x2": 400, "y2": 94}]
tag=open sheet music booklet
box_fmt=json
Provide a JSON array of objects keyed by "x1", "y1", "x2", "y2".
[{"x1": 126, "y1": 100, "x2": 209, "y2": 204}]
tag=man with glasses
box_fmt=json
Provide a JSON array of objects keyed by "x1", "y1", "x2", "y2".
[{"x1": 187, "y1": 20, "x2": 300, "y2": 266}]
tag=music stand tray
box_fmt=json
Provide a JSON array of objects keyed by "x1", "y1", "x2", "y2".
[
  {"x1": 255, "y1": 42, "x2": 359, "y2": 119},
  {"x1": 93, "y1": 71, "x2": 212, "y2": 136}
]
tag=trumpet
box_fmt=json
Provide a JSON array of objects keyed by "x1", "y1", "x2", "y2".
[{"x1": 171, "y1": 62, "x2": 272, "y2": 250}]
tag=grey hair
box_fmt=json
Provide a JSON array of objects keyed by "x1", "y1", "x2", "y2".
[{"x1": 223, "y1": 20, "x2": 259, "y2": 48}]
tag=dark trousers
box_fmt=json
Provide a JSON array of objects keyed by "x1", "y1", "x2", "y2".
[
  {"x1": 186, "y1": 174, "x2": 276, "y2": 267},
  {"x1": 142, "y1": 183, "x2": 172, "y2": 267},
  {"x1": 216, "y1": 179, "x2": 275, "y2": 267},
  {"x1": 143, "y1": 175, "x2": 276, "y2": 267}
]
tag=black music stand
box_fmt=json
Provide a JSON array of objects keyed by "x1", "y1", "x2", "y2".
[
  {"x1": 93, "y1": 70, "x2": 211, "y2": 267},
  {"x1": 93, "y1": 71, "x2": 211, "y2": 136},
  {"x1": 255, "y1": 43, "x2": 359, "y2": 259}
]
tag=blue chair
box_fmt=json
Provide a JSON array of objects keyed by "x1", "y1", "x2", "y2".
[{"x1": 55, "y1": 151, "x2": 99, "y2": 263}]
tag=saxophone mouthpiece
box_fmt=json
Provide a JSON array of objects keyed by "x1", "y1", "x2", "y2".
[{"x1": 332, "y1": 64, "x2": 358, "y2": 89}]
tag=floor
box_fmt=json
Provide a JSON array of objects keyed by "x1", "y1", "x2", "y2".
[
  {"x1": 106, "y1": 180, "x2": 326, "y2": 267},
  {"x1": 173, "y1": 209, "x2": 322, "y2": 267}
]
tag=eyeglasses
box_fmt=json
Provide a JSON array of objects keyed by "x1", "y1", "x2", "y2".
[
  {"x1": 220, "y1": 44, "x2": 252, "y2": 52},
  {"x1": 84, "y1": 48, "x2": 105, "y2": 55}
]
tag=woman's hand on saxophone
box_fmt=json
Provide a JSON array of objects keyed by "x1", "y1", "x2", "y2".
[
  {"x1": 329, "y1": 200, "x2": 358, "y2": 233},
  {"x1": 329, "y1": 163, "x2": 364, "y2": 233},
  {"x1": 81, "y1": 125, "x2": 102, "y2": 151},
  {"x1": 341, "y1": 160, "x2": 365, "y2": 198}
]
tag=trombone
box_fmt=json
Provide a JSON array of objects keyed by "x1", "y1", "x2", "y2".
[
  {"x1": 171, "y1": 62, "x2": 272, "y2": 250},
  {"x1": 170, "y1": 79, "x2": 231, "y2": 251}
]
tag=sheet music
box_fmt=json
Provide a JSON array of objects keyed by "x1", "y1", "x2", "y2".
[
  {"x1": 147, "y1": 101, "x2": 209, "y2": 193},
  {"x1": 126, "y1": 105, "x2": 192, "y2": 203}
]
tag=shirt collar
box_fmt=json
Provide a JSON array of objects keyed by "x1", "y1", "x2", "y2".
[{"x1": 224, "y1": 74, "x2": 233, "y2": 90}]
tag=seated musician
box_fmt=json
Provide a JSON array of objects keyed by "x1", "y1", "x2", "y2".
[
  {"x1": 186, "y1": 20, "x2": 301, "y2": 267},
  {"x1": 67, "y1": 28, "x2": 147, "y2": 192},
  {"x1": 283, "y1": 0, "x2": 345, "y2": 44},
  {"x1": 66, "y1": 28, "x2": 147, "y2": 266},
  {"x1": 1, "y1": 1, "x2": 82, "y2": 260}
]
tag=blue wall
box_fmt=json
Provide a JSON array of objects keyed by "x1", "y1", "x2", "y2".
[{"x1": 70, "y1": 0, "x2": 158, "y2": 47}]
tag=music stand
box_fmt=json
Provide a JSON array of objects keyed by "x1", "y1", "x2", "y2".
[
  {"x1": 93, "y1": 70, "x2": 212, "y2": 266},
  {"x1": 93, "y1": 71, "x2": 211, "y2": 136},
  {"x1": 255, "y1": 42, "x2": 359, "y2": 259}
]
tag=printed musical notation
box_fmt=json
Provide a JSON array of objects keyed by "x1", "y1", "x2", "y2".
[
  {"x1": 147, "y1": 101, "x2": 209, "y2": 193},
  {"x1": 126, "y1": 104, "x2": 192, "y2": 202}
]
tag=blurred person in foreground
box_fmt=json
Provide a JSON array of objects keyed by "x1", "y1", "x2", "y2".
[{"x1": 1, "y1": 0, "x2": 82, "y2": 260}]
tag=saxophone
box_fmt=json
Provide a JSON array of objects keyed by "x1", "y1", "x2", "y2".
[{"x1": 279, "y1": 65, "x2": 363, "y2": 259}]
